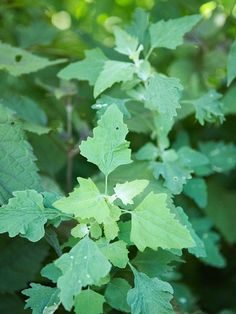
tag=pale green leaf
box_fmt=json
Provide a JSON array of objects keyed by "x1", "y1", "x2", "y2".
[
  {"x1": 130, "y1": 192, "x2": 194, "y2": 251},
  {"x1": 135, "y1": 142, "x2": 159, "y2": 161},
  {"x1": 149, "y1": 15, "x2": 201, "y2": 50},
  {"x1": 0, "y1": 41, "x2": 65, "y2": 76},
  {"x1": 97, "y1": 239, "x2": 129, "y2": 268},
  {"x1": 41, "y1": 263, "x2": 62, "y2": 284},
  {"x1": 114, "y1": 180, "x2": 148, "y2": 205},
  {"x1": 0, "y1": 109, "x2": 42, "y2": 204},
  {"x1": 94, "y1": 61, "x2": 135, "y2": 97},
  {"x1": 57, "y1": 48, "x2": 107, "y2": 85},
  {"x1": 192, "y1": 90, "x2": 225, "y2": 125},
  {"x1": 105, "y1": 278, "x2": 131, "y2": 312},
  {"x1": 227, "y1": 40, "x2": 236, "y2": 86},
  {"x1": 53, "y1": 178, "x2": 110, "y2": 224},
  {"x1": 177, "y1": 146, "x2": 209, "y2": 169},
  {"x1": 127, "y1": 267, "x2": 174, "y2": 314},
  {"x1": 114, "y1": 26, "x2": 139, "y2": 56},
  {"x1": 74, "y1": 289, "x2": 105, "y2": 314},
  {"x1": 145, "y1": 74, "x2": 183, "y2": 119},
  {"x1": 153, "y1": 112, "x2": 174, "y2": 149},
  {"x1": 22, "y1": 284, "x2": 60, "y2": 314},
  {"x1": 80, "y1": 105, "x2": 132, "y2": 176},
  {"x1": 0, "y1": 190, "x2": 61, "y2": 241},
  {"x1": 183, "y1": 178, "x2": 208, "y2": 208},
  {"x1": 55, "y1": 236, "x2": 111, "y2": 310}
]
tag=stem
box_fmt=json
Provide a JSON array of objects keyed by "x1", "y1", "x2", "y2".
[
  {"x1": 105, "y1": 175, "x2": 108, "y2": 195},
  {"x1": 145, "y1": 47, "x2": 153, "y2": 60}
]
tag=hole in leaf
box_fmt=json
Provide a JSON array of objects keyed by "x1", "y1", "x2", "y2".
[
  {"x1": 116, "y1": 127, "x2": 119, "y2": 130},
  {"x1": 15, "y1": 55, "x2": 22, "y2": 62},
  {"x1": 10, "y1": 122, "x2": 15, "y2": 125}
]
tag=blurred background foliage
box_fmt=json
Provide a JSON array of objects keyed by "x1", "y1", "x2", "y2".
[{"x1": 0, "y1": 0, "x2": 236, "y2": 313}]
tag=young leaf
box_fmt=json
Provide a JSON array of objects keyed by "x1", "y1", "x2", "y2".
[
  {"x1": 57, "y1": 48, "x2": 108, "y2": 85},
  {"x1": 0, "y1": 108, "x2": 42, "y2": 205},
  {"x1": 145, "y1": 74, "x2": 183, "y2": 119},
  {"x1": 149, "y1": 15, "x2": 201, "y2": 50},
  {"x1": 0, "y1": 190, "x2": 61, "y2": 242},
  {"x1": 135, "y1": 142, "x2": 159, "y2": 161},
  {"x1": 127, "y1": 266, "x2": 174, "y2": 314},
  {"x1": 74, "y1": 289, "x2": 105, "y2": 314},
  {"x1": 80, "y1": 105, "x2": 132, "y2": 176},
  {"x1": 97, "y1": 239, "x2": 129, "y2": 268},
  {"x1": 105, "y1": 278, "x2": 131, "y2": 312},
  {"x1": 183, "y1": 178, "x2": 208, "y2": 208},
  {"x1": 94, "y1": 60, "x2": 135, "y2": 97},
  {"x1": 53, "y1": 178, "x2": 110, "y2": 224},
  {"x1": 22, "y1": 284, "x2": 60, "y2": 314},
  {"x1": 114, "y1": 26, "x2": 139, "y2": 57},
  {"x1": 227, "y1": 40, "x2": 236, "y2": 86},
  {"x1": 192, "y1": 90, "x2": 225, "y2": 125},
  {"x1": 55, "y1": 236, "x2": 111, "y2": 310},
  {"x1": 0, "y1": 41, "x2": 65, "y2": 76},
  {"x1": 114, "y1": 180, "x2": 148, "y2": 205},
  {"x1": 130, "y1": 192, "x2": 194, "y2": 251}
]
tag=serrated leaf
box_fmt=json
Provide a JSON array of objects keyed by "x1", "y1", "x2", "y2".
[
  {"x1": 114, "y1": 180, "x2": 148, "y2": 205},
  {"x1": 130, "y1": 192, "x2": 194, "y2": 251},
  {"x1": 105, "y1": 278, "x2": 131, "y2": 312},
  {"x1": 80, "y1": 105, "x2": 132, "y2": 176},
  {"x1": 53, "y1": 178, "x2": 110, "y2": 224},
  {"x1": 199, "y1": 141, "x2": 236, "y2": 173},
  {"x1": 55, "y1": 236, "x2": 111, "y2": 310},
  {"x1": 22, "y1": 284, "x2": 60, "y2": 314},
  {"x1": 74, "y1": 289, "x2": 105, "y2": 314},
  {"x1": 227, "y1": 40, "x2": 236, "y2": 86},
  {"x1": 149, "y1": 15, "x2": 201, "y2": 50},
  {"x1": 97, "y1": 239, "x2": 129, "y2": 268},
  {"x1": 192, "y1": 90, "x2": 225, "y2": 125},
  {"x1": 127, "y1": 266, "x2": 174, "y2": 314},
  {"x1": 114, "y1": 26, "x2": 139, "y2": 56},
  {"x1": 145, "y1": 74, "x2": 183, "y2": 119},
  {"x1": 0, "y1": 237, "x2": 48, "y2": 293},
  {"x1": 183, "y1": 178, "x2": 208, "y2": 208},
  {"x1": 0, "y1": 41, "x2": 65, "y2": 76},
  {"x1": 94, "y1": 61, "x2": 135, "y2": 97},
  {"x1": 0, "y1": 190, "x2": 61, "y2": 241},
  {"x1": 57, "y1": 48, "x2": 108, "y2": 85},
  {"x1": 133, "y1": 248, "x2": 182, "y2": 279},
  {"x1": 0, "y1": 110, "x2": 42, "y2": 205}
]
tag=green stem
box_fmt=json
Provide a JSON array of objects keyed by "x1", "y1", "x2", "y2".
[{"x1": 105, "y1": 175, "x2": 108, "y2": 195}]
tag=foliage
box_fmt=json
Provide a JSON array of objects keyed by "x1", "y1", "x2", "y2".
[{"x1": 0, "y1": 0, "x2": 236, "y2": 313}]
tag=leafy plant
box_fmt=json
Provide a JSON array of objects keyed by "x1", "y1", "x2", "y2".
[{"x1": 0, "y1": 1, "x2": 236, "y2": 314}]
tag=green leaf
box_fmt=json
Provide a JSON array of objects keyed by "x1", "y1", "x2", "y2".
[
  {"x1": 0, "y1": 237, "x2": 48, "y2": 293},
  {"x1": 41, "y1": 263, "x2": 62, "y2": 284},
  {"x1": 22, "y1": 284, "x2": 60, "y2": 314},
  {"x1": 105, "y1": 278, "x2": 131, "y2": 312},
  {"x1": 227, "y1": 40, "x2": 236, "y2": 86},
  {"x1": 114, "y1": 180, "x2": 148, "y2": 205},
  {"x1": 127, "y1": 266, "x2": 174, "y2": 314},
  {"x1": 199, "y1": 141, "x2": 236, "y2": 173},
  {"x1": 183, "y1": 178, "x2": 208, "y2": 208},
  {"x1": 80, "y1": 105, "x2": 132, "y2": 176},
  {"x1": 53, "y1": 178, "x2": 110, "y2": 224},
  {"x1": 97, "y1": 239, "x2": 129, "y2": 268},
  {"x1": 203, "y1": 181, "x2": 236, "y2": 244},
  {"x1": 130, "y1": 192, "x2": 194, "y2": 251},
  {"x1": 192, "y1": 90, "x2": 225, "y2": 125},
  {"x1": 57, "y1": 48, "x2": 108, "y2": 85},
  {"x1": 135, "y1": 142, "x2": 159, "y2": 161},
  {"x1": 114, "y1": 26, "x2": 139, "y2": 57},
  {"x1": 0, "y1": 41, "x2": 65, "y2": 76},
  {"x1": 177, "y1": 146, "x2": 209, "y2": 169},
  {"x1": 133, "y1": 248, "x2": 182, "y2": 279},
  {"x1": 149, "y1": 15, "x2": 201, "y2": 50},
  {"x1": 0, "y1": 110, "x2": 42, "y2": 204},
  {"x1": 145, "y1": 74, "x2": 183, "y2": 119},
  {"x1": 55, "y1": 236, "x2": 111, "y2": 310},
  {"x1": 0, "y1": 190, "x2": 61, "y2": 241},
  {"x1": 94, "y1": 60, "x2": 135, "y2": 97},
  {"x1": 74, "y1": 289, "x2": 105, "y2": 314}
]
